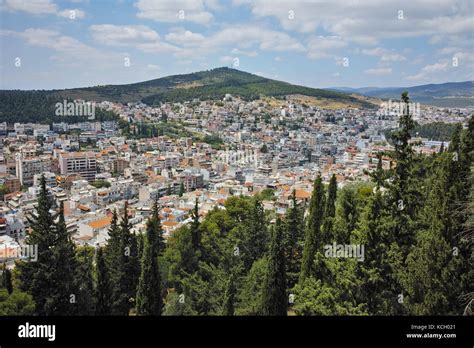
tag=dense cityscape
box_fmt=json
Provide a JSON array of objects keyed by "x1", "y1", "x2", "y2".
[
  {"x1": 0, "y1": 0, "x2": 473, "y2": 345},
  {"x1": 0, "y1": 87, "x2": 472, "y2": 316}
]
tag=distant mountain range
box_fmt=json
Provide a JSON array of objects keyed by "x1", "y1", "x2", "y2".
[{"x1": 326, "y1": 81, "x2": 474, "y2": 107}]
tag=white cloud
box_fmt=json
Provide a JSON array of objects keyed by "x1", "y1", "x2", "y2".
[
  {"x1": 135, "y1": 0, "x2": 214, "y2": 25},
  {"x1": 165, "y1": 29, "x2": 207, "y2": 47},
  {"x1": 1, "y1": 28, "x2": 124, "y2": 67},
  {"x1": 231, "y1": 48, "x2": 258, "y2": 57},
  {"x1": 234, "y1": 0, "x2": 474, "y2": 46},
  {"x1": 362, "y1": 47, "x2": 406, "y2": 62},
  {"x1": 406, "y1": 61, "x2": 450, "y2": 81},
  {"x1": 164, "y1": 25, "x2": 305, "y2": 60},
  {"x1": 4, "y1": 0, "x2": 85, "y2": 19},
  {"x1": 364, "y1": 67, "x2": 392, "y2": 75},
  {"x1": 306, "y1": 36, "x2": 347, "y2": 59},
  {"x1": 90, "y1": 25, "x2": 160, "y2": 46}
]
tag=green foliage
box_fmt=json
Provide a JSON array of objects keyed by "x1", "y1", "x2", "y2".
[
  {"x1": 261, "y1": 219, "x2": 287, "y2": 315},
  {"x1": 95, "y1": 247, "x2": 112, "y2": 315},
  {"x1": 0, "y1": 289, "x2": 36, "y2": 315},
  {"x1": 202, "y1": 134, "x2": 224, "y2": 149},
  {"x1": 385, "y1": 121, "x2": 459, "y2": 142},
  {"x1": 300, "y1": 175, "x2": 325, "y2": 281},
  {"x1": 136, "y1": 203, "x2": 164, "y2": 315},
  {"x1": 91, "y1": 180, "x2": 111, "y2": 189},
  {"x1": 0, "y1": 90, "x2": 118, "y2": 124},
  {"x1": 75, "y1": 246, "x2": 95, "y2": 315},
  {"x1": 17, "y1": 179, "x2": 79, "y2": 315}
]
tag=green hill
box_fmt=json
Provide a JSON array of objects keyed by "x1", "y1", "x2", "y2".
[
  {"x1": 61, "y1": 67, "x2": 373, "y2": 107},
  {"x1": 0, "y1": 67, "x2": 374, "y2": 124}
]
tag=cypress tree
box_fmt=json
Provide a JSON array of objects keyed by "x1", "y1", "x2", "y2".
[
  {"x1": 244, "y1": 198, "x2": 267, "y2": 269},
  {"x1": 105, "y1": 210, "x2": 127, "y2": 315},
  {"x1": 388, "y1": 92, "x2": 418, "y2": 253},
  {"x1": 322, "y1": 174, "x2": 337, "y2": 243},
  {"x1": 136, "y1": 205, "x2": 163, "y2": 315},
  {"x1": 17, "y1": 174, "x2": 56, "y2": 315},
  {"x1": 75, "y1": 246, "x2": 95, "y2": 315},
  {"x1": 95, "y1": 247, "x2": 112, "y2": 315},
  {"x1": 191, "y1": 198, "x2": 201, "y2": 252},
  {"x1": 300, "y1": 175, "x2": 325, "y2": 282},
  {"x1": 48, "y1": 201, "x2": 79, "y2": 315},
  {"x1": 262, "y1": 218, "x2": 287, "y2": 316},
  {"x1": 285, "y1": 190, "x2": 304, "y2": 289},
  {"x1": 120, "y1": 201, "x2": 140, "y2": 315},
  {"x1": 222, "y1": 270, "x2": 237, "y2": 316}
]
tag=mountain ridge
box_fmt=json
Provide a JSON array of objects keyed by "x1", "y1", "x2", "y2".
[{"x1": 326, "y1": 81, "x2": 474, "y2": 107}]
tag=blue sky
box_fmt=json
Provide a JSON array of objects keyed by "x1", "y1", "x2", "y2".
[{"x1": 1, "y1": 0, "x2": 473, "y2": 90}]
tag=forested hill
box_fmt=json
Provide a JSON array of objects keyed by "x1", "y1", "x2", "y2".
[
  {"x1": 60, "y1": 67, "x2": 373, "y2": 107},
  {"x1": 0, "y1": 68, "x2": 373, "y2": 123}
]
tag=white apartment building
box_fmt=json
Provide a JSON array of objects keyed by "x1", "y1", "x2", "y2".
[
  {"x1": 59, "y1": 151, "x2": 97, "y2": 182},
  {"x1": 15, "y1": 154, "x2": 52, "y2": 186}
]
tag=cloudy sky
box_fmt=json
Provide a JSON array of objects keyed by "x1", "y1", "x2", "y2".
[{"x1": 1, "y1": 0, "x2": 473, "y2": 90}]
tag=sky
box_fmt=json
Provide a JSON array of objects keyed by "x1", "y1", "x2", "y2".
[{"x1": 0, "y1": 0, "x2": 473, "y2": 90}]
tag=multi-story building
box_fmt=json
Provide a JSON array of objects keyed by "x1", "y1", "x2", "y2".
[
  {"x1": 15, "y1": 154, "x2": 52, "y2": 186},
  {"x1": 179, "y1": 170, "x2": 204, "y2": 191},
  {"x1": 59, "y1": 151, "x2": 97, "y2": 182},
  {"x1": 0, "y1": 174, "x2": 21, "y2": 193}
]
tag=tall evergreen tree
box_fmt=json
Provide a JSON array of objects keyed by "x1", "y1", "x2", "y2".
[
  {"x1": 191, "y1": 198, "x2": 201, "y2": 252},
  {"x1": 120, "y1": 202, "x2": 140, "y2": 315},
  {"x1": 300, "y1": 175, "x2": 325, "y2": 282},
  {"x1": 387, "y1": 92, "x2": 419, "y2": 252},
  {"x1": 285, "y1": 190, "x2": 304, "y2": 289},
  {"x1": 262, "y1": 218, "x2": 287, "y2": 315},
  {"x1": 75, "y1": 246, "x2": 95, "y2": 315},
  {"x1": 95, "y1": 247, "x2": 112, "y2": 315},
  {"x1": 241, "y1": 198, "x2": 267, "y2": 269},
  {"x1": 104, "y1": 209, "x2": 127, "y2": 315},
  {"x1": 322, "y1": 174, "x2": 337, "y2": 244},
  {"x1": 222, "y1": 269, "x2": 237, "y2": 316},
  {"x1": 48, "y1": 201, "x2": 80, "y2": 315},
  {"x1": 136, "y1": 206, "x2": 163, "y2": 315},
  {"x1": 17, "y1": 175, "x2": 56, "y2": 315}
]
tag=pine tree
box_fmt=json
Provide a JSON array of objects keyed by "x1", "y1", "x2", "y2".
[
  {"x1": 179, "y1": 182, "x2": 185, "y2": 197},
  {"x1": 95, "y1": 247, "x2": 112, "y2": 315},
  {"x1": 136, "y1": 205, "x2": 163, "y2": 315},
  {"x1": 300, "y1": 175, "x2": 325, "y2": 282},
  {"x1": 262, "y1": 218, "x2": 287, "y2": 315}
]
